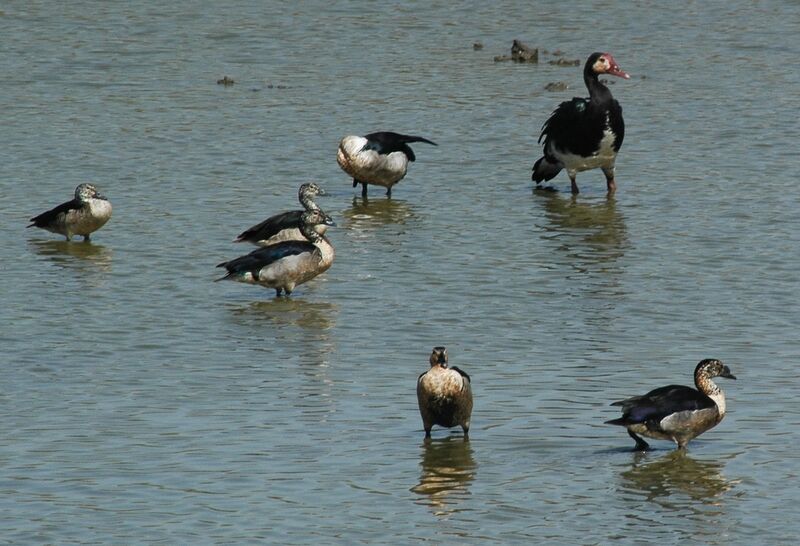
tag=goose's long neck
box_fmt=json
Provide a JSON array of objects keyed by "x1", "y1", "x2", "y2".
[
  {"x1": 300, "y1": 193, "x2": 320, "y2": 212},
  {"x1": 584, "y1": 70, "x2": 613, "y2": 107},
  {"x1": 696, "y1": 372, "x2": 726, "y2": 415}
]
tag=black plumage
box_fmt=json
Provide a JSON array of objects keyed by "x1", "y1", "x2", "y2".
[
  {"x1": 532, "y1": 52, "x2": 629, "y2": 194},
  {"x1": 216, "y1": 240, "x2": 316, "y2": 279},
  {"x1": 606, "y1": 385, "x2": 716, "y2": 427},
  {"x1": 234, "y1": 183, "x2": 325, "y2": 246},
  {"x1": 360, "y1": 132, "x2": 437, "y2": 161},
  {"x1": 234, "y1": 210, "x2": 303, "y2": 244},
  {"x1": 28, "y1": 200, "x2": 82, "y2": 228}
]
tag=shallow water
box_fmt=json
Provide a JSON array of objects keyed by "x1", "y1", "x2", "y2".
[{"x1": 2, "y1": 1, "x2": 800, "y2": 543}]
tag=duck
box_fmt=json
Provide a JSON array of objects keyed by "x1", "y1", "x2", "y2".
[
  {"x1": 417, "y1": 347, "x2": 473, "y2": 438},
  {"x1": 337, "y1": 131, "x2": 437, "y2": 197},
  {"x1": 532, "y1": 52, "x2": 630, "y2": 194},
  {"x1": 606, "y1": 359, "x2": 737, "y2": 451},
  {"x1": 27, "y1": 183, "x2": 112, "y2": 241},
  {"x1": 216, "y1": 209, "x2": 336, "y2": 297},
  {"x1": 234, "y1": 182, "x2": 327, "y2": 246}
]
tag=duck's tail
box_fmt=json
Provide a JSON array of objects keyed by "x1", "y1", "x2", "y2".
[
  {"x1": 532, "y1": 156, "x2": 562, "y2": 183},
  {"x1": 399, "y1": 135, "x2": 437, "y2": 146}
]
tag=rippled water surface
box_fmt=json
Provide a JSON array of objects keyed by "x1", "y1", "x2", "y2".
[{"x1": 2, "y1": 1, "x2": 800, "y2": 543}]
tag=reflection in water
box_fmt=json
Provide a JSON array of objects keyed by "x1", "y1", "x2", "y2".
[
  {"x1": 341, "y1": 197, "x2": 416, "y2": 232},
  {"x1": 231, "y1": 297, "x2": 339, "y2": 366},
  {"x1": 619, "y1": 450, "x2": 736, "y2": 510},
  {"x1": 227, "y1": 299, "x2": 338, "y2": 366},
  {"x1": 411, "y1": 437, "x2": 477, "y2": 517},
  {"x1": 617, "y1": 451, "x2": 739, "y2": 544},
  {"x1": 229, "y1": 299, "x2": 339, "y2": 334},
  {"x1": 28, "y1": 239, "x2": 113, "y2": 277},
  {"x1": 534, "y1": 191, "x2": 629, "y2": 271},
  {"x1": 228, "y1": 300, "x2": 338, "y2": 413}
]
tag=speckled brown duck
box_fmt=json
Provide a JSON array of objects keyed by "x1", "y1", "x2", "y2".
[
  {"x1": 606, "y1": 359, "x2": 737, "y2": 450},
  {"x1": 216, "y1": 209, "x2": 336, "y2": 297},
  {"x1": 28, "y1": 183, "x2": 112, "y2": 241},
  {"x1": 234, "y1": 182, "x2": 327, "y2": 246},
  {"x1": 417, "y1": 347, "x2": 473, "y2": 438}
]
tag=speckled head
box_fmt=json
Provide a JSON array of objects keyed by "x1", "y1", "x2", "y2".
[
  {"x1": 589, "y1": 52, "x2": 630, "y2": 79},
  {"x1": 299, "y1": 182, "x2": 325, "y2": 199},
  {"x1": 301, "y1": 209, "x2": 336, "y2": 228},
  {"x1": 695, "y1": 358, "x2": 737, "y2": 381},
  {"x1": 430, "y1": 346, "x2": 448, "y2": 368},
  {"x1": 75, "y1": 183, "x2": 106, "y2": 202}
]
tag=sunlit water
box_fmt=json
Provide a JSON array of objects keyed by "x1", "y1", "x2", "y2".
[{"x1": 2, "y1": 1, "x2": 799, "y2": 543}]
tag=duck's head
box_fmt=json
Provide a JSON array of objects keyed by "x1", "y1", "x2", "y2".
[
  {"x1": 75, "y1": 183, "x2": 107, "y2": 202},
  {"x1": 588, "y1": 52, "x2": 630, "y2": 80},
  {"x1": 430, "y1": 346, "x2": 448, "y2": 368},
  {"x1": 695, "y1": 358, "x2": 737, "y2": 381},
  {"x1": 299, "y1": 182, "x2": 326, "y2": 199},
  {"x1": 301, "y1": 209, "x2": 336, "y2": 228}
]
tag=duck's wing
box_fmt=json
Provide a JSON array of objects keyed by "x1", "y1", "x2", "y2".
[
  {"x1": 538, "y1": 97, "x2": 605, "y2": 159},
  {"x1": 362, "y1": 132, "x2": 437, "y2": 162},
  {"x1": 610, "y1": 99, "x2": 625, "y2": 151},
  {"x1": 28, "y1": 199, "x2": 82, "y2": 228},
  {"x1": 607, "y1": 385, "x2": 715, "y2": 425},
  {"x1": 450, "y1": 366, "x2": 471, "y2": 385},
  {"x1": 234, "y1": 210, "x2": 303, "y2": 243},
  {"x1": 217, "y1": 240, "x2": 316, "y2": 277}
]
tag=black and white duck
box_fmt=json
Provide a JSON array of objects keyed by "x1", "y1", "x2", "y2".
[
  {"x1": 234, "y1": 182, "x2": 326, "y2": 246},
  {"x1": 216, "y1": 209, "x2": 336, "y2": 297},
  {"x1": 532, "y1": 52, "x2": 630, "y2": 194},
  {"x1": 337, "y1": 131, "x2": 437, "y2": 197},
  {"x1": 417, "y1": 347, "x2": 473, "y2": 438},
  {"x1": 28, "y1": 183, "x2": 112, "y2": 241},
  {"x1": 606, "y1": 359, "x2": 737, "y2": 450}
]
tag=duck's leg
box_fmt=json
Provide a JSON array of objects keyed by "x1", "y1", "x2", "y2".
[
  {"x1": 275, "y1": 288, "x2": 283, "y2": 297},
  {"x1": 628, "y1": 430, "x2": 650, "y2": 451},
  {"x1": 83, "y1": 234, "x2": 91, "y2": 242},
  {"x1": 602, "y1": 167, "x2": 617, "y2": 193},
  {"x1": 386, "y1": 186, "x2": 392, "y2": 198},
  {"x1": 424, "y1": 428, "x2": 432, "y2": 438},
  {"x1": 361, "y1": 182, "x2": 368, "y2": 198},
  {"x1": 352, "y1": 178, "x2": 358, "y2": 188},
  {"x1": 568, "y1": 170, "x2": 579, "y2": 194}
]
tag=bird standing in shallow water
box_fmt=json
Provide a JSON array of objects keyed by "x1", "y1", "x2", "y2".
[
  {"x1": 337, "y1": 131, "x2": 437, "y2": 197},
  {"x1": 216, "y1": 209, "x2": 336, "y2": 297},
  {"x1": 417, "y1": 347, "x2": 473, "y2": 438},
  {"x1": 28, "y1": 183, "x2": 112, "y2": 241},
  {"x1": 606, "y1": 359, "x2": 737, "y2": 451},
  {"x1": 532, "y1": 52, "x2": 630, "y2": 194},
  {"x1": 234, "y1": 182, "x2": 327, "y2": 246}
]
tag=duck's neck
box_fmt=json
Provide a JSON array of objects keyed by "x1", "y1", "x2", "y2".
[
  {"x1": 695, "y1": 373, "x2": 726, "y2": 415},
  {"x1": 300, "y1": 223, "x2": 322, "y2": 243},
  {"x1": 299, "y1": 193, "x2": 320, "y2": 212}
]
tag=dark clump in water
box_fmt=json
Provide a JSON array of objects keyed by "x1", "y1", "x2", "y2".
[{"x1": 494, "y1": 39, "x2": 538, "y2": 63}]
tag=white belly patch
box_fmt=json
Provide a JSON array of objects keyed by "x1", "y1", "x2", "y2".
[{"x1": 550, "y1": 127, "x2": 617, "y2": 174}]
